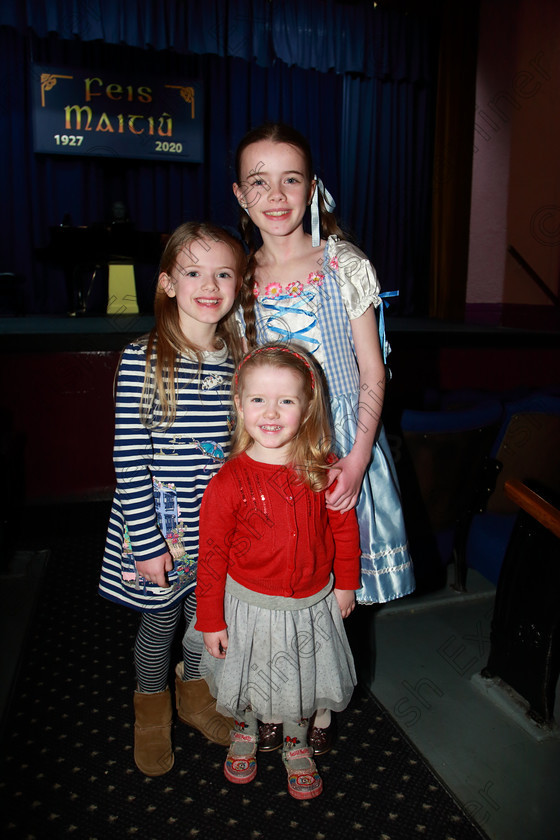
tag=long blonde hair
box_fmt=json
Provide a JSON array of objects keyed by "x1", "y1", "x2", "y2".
[
  {"x1": 140, "y1": 222, "x2": 246, "y2": 428},
  {"x1": 230, "y1": 343, "x2": 334, "y2": 491}
]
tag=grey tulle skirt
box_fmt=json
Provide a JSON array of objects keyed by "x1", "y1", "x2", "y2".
[{"x1": 192, "y1": 585, "x2": 356, "y2": 722}]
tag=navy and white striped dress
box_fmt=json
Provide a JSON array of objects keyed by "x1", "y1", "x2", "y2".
[{"x1": 99, "y1": 338, "x2": 235, "y2": 612}]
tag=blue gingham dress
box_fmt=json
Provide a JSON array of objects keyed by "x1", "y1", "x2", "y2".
[{"x1": 252, "y1": 236, "x2": 415, "y2": 604}]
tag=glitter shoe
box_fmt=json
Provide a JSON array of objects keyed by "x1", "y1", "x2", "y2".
[
  {"x1": 282, "y1": 746, "x2": 323, "y2": 800},
  {"x1": 224, "y1": 731, "x2": 258, "y2": 784}
]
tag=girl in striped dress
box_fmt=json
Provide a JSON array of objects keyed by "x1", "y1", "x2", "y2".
[{"x1": 99, "y1": 222, "x2": 246, "y2": 776}]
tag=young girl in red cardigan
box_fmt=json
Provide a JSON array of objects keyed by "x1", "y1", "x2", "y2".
[{"x1": 194, "y1": 343, "x2": 360, "y2": 800}]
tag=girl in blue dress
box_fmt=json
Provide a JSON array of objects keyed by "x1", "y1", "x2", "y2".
[{"x1": 232, "y1": 122, "x2": 416, "y2": 750}]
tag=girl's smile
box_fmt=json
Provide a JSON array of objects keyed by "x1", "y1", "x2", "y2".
[
  {"x1": 263, "y1": 209, "x2": 291, "y2": 219},
  {"x1": 159, "y1": 239, "x2": 240, "y2": 342},
  {"x1": 233, "y1": 139, "x2": 315, "y2": 239},
  {"x1": 234, "y1": 364, "x2": 308, "y2": 464}
]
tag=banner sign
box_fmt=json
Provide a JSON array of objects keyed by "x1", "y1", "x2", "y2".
[{"x1": 31, "y1": 64, "x2": 203, "y2": 163}]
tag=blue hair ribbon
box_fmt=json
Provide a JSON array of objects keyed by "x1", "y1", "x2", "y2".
[{"x1": 378, "y1": 290, "x2": 399, "y2": 366}]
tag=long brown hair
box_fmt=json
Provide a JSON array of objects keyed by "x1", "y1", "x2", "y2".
[
  {"x1": 140, "y1": 222, "x2": 246, "y2": 428},
  {"x1": 230, "y1": 343, "x2": 334, "y2": 491},
  {"x1": 235, "y1": 122, "x2": 344, "y2": 349}
]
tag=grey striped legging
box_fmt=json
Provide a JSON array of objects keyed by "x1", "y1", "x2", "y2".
[{"x1": 134, "y1": 590, "x2": 202, "y2": 692}]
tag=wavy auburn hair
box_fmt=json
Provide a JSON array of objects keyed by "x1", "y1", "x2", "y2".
[{"x1": 230, "y1": 343, "x2": 334, "y2": 491}]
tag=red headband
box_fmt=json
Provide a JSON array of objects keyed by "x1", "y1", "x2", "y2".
[{"x1": 235, "y1": 346, "x2": 316, "y2": 390}]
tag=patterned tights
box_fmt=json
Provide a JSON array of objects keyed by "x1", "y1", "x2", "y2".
[{"x1": 134, "y1": 590, "x2": 199, "y2": 693}]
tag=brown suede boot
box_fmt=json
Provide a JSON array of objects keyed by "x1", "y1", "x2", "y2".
[
  {"x1": 133, "y1": 687, "x2": 174, "y2": 777},
  {"x1": 175, "y1": 662, "x2": 233, "y2": 746}
]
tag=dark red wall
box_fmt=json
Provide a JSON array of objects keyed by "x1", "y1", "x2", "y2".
[
  {"x1": 1, "y1": 350, "x2": 119, "y2": 503},
  {"x1": 1, "y1": 336, "x2": 558, "y2": 504}
]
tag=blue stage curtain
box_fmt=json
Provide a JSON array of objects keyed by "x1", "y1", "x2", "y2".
[
  {"x1": 341, "y1": 74, "x2": 436, "y2": 315},
  {"x1": 0, "y1": 31, "x2": 344, "y2": 313},
  {"x1": 0, "y1": 0, "x2": 435, "y2": 82},
  {"x1": 0, "y1": 2, "x2": 439, "y2": 315}
]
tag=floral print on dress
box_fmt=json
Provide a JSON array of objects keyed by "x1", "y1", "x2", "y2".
[
  {"x1": 121, "y1": 523, "x2": 137, "y2": 581},
  {"x1": 264, "y1": 281, "x2": 283, "y2": 297},
  {"x1": 258, "y1": 273, "x2": 326, "y2": 299},
  {"x1": 286, "y1": 281, "x2": 303, "y2": 297}
]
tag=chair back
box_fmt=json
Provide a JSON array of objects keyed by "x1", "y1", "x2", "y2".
[
  {"x1": 486, "y1": 395, "x2": 560, "y2": 515},
  {"x1": 400, "y1": 400, "x2": 503, "y2": 533}
]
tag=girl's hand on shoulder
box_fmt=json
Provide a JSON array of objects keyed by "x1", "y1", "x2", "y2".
[
  {"x1": 203, "y1": 630, "x2": 229, "y2": 659},
  {"x1": 326, "y1": 455, "x2": 365, "y2": 513},
  {"x1": 135, "y1": 551, "x2": 174, "y2": 588},
  {"x1": 334, "y1": 588, "x2": 356, "y2": 619}
]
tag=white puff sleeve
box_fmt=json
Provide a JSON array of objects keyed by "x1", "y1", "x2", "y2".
[{"x1": 325, "y1": 236, "x2": 381, "y2": 319}]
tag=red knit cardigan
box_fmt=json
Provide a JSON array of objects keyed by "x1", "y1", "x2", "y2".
[{"x1": 195, "y1": 452, "x2": 361, "y2": 632}]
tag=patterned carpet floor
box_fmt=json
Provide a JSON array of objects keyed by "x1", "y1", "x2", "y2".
[{"x1": 0, "y1": 503, "x2": 489, "y2": 840}]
